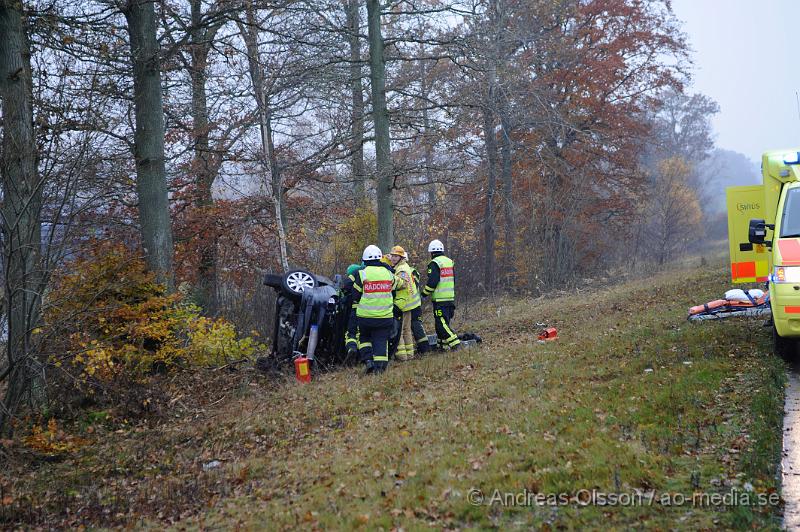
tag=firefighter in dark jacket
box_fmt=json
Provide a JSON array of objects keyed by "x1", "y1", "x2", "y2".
[
  {"x1": 352, "y1": 245, "x2": 403, "y2": 373},
  {"x1": 421, "y1": 239, "x2": 461, "y2": 350}
]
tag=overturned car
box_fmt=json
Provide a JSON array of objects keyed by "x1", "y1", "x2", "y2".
[{"x1": 263, "y1": 269, "x2": 355, "y2": 367}]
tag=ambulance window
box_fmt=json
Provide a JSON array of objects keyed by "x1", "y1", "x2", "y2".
[{"x1": 782, "y1": 188, "x2": 800, "y2": 237}]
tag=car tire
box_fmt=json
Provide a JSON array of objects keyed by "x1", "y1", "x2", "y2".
[
  {"x1": 774, "y1": 324, "x2": 796, "y2": 359},
  {"x1": 282, "y1": 269, "x2": 317, "y2": 297},
  {"x1": 263, "y1": 273, "x2": 284, "y2": 290}
]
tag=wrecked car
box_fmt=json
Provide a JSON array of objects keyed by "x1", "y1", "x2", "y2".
[{"x1": 263, "y1": 269, "x2": 355, "y2": 366}]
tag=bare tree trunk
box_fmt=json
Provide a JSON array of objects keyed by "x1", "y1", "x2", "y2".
[
  {"x1": 366, "y1": 0, "x2": 394, "y2": 250},
  {"x1": 423, "y1": 105, "x2": 436, "y2": 210},
  {"x1": 346, "y1": 0, "x2": 366, "y2": 206},
  {"x1": 482, "y1": 0, "x2": 501, "y2": 291},
  {"x1": 262, "y1": 102, "x2": 289, "y2": 270},
  {"x1": 0, "y1": 0, "x2": 45, "y2": 434},
  {"x1": 482, "y1": 103, "x2": 498, "y2": 292},
  {"x1": 420, "y1": 60, "x2": 436, "y2": 211},
  {"x1": 189, "y1": 0, "x2": 220, "y2": 313},
  {"x1": 123, "y1": 0, "x2": 175, "y2": 290},
  {"x1": 238, "y1": 7, "x2": 289, "y2": 271},
  {"x1": 499, "y1": 106, "x2": 514, "y2": 270}
]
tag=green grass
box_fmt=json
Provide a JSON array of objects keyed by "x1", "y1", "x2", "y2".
[{"x1": 0, "y1": 259, "x2": 787, "y2": 529}]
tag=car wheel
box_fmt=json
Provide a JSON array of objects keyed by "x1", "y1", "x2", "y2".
[
  {"x1": 774, "y1": 324, "x2": 796, "y2": 359},
  {"x1": 282, "y1": 269, "x2": 317, "y2": 296}
]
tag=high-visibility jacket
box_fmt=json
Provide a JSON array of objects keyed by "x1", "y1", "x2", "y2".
[
  {"x1": 430, "y1": 255, "x2": 455, "y2": 303},
  {"x1": 356, "y1": 265, "x2": 396, "y2": 319},
  {"x1": 394, "y1": 260, "x2": 421, "y2": 312}
]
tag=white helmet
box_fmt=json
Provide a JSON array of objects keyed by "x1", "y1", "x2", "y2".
[
  {"x1": 428, "y1": 239, "x2": 444, "y2": 253},
  {"x1": 362, "y1": 244, "x2": 383, "y2": 261}
]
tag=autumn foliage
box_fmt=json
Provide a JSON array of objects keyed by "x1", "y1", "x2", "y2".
[
  {"x1": 43, "y1": 242, "x2": 265, "y2": 407},
  {"x1": 22, "y1": 419, "x2": 88, "y2": 457}
]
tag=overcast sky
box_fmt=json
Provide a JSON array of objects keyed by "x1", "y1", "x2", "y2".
[{"x1": 671, "y1": 0, "x2": 800, "y2": 163}]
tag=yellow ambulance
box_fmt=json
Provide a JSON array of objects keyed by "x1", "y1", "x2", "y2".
[{"x1": 729, "y1": 148, "x2": 800, "y2": 355}]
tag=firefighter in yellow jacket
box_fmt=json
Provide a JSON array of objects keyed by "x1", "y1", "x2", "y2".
[
  {"x1": 352, "y1": 245, "x2": 402, "y2": 374},
  {"x1": 388, "y1": 246, "x2": 421, "y2": 361}
]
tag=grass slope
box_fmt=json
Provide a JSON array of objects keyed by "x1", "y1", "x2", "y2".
[{"x1": 1, "y1": 260, "x2": 787, "y2": 529}]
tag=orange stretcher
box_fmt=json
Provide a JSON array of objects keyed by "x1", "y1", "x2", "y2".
[{"x1": 687, "y1": 290, "x2": 771, "y2": 321}]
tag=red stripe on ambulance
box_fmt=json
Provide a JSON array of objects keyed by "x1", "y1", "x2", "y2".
[{"x1": 731, "y1": 261, "x2": 755, "y2": 279}]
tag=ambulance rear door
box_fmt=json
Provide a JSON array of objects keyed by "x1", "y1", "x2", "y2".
[{"x1": 726, "y1": 185, "x2": 769, "y2": 283}]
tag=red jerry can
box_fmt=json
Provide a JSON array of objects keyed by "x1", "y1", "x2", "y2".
[
  {"x1": 538, "y1": 327, "x2": 558, "y2": 341},
  {"x1": 294, "y1": 356, "x2": 311, "y2": 383}
]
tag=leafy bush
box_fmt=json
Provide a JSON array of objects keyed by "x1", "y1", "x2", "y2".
[
  {"x1": 322, "y1": 208, "x2": 377, "y2": 272},
  {"x1": 45, "y1": 242, "x2": 266, "y2": 394},
  {"x1": 187, "y1": 316, "x2": 264, "y2": 366},
  {"x1": 22, "y1": 419, "x2": 88, "y2": 456}
]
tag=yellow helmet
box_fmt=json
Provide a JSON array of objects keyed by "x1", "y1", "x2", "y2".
[{"x1": 390, "y1": 245, "x2": 406, "y2": 257}]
